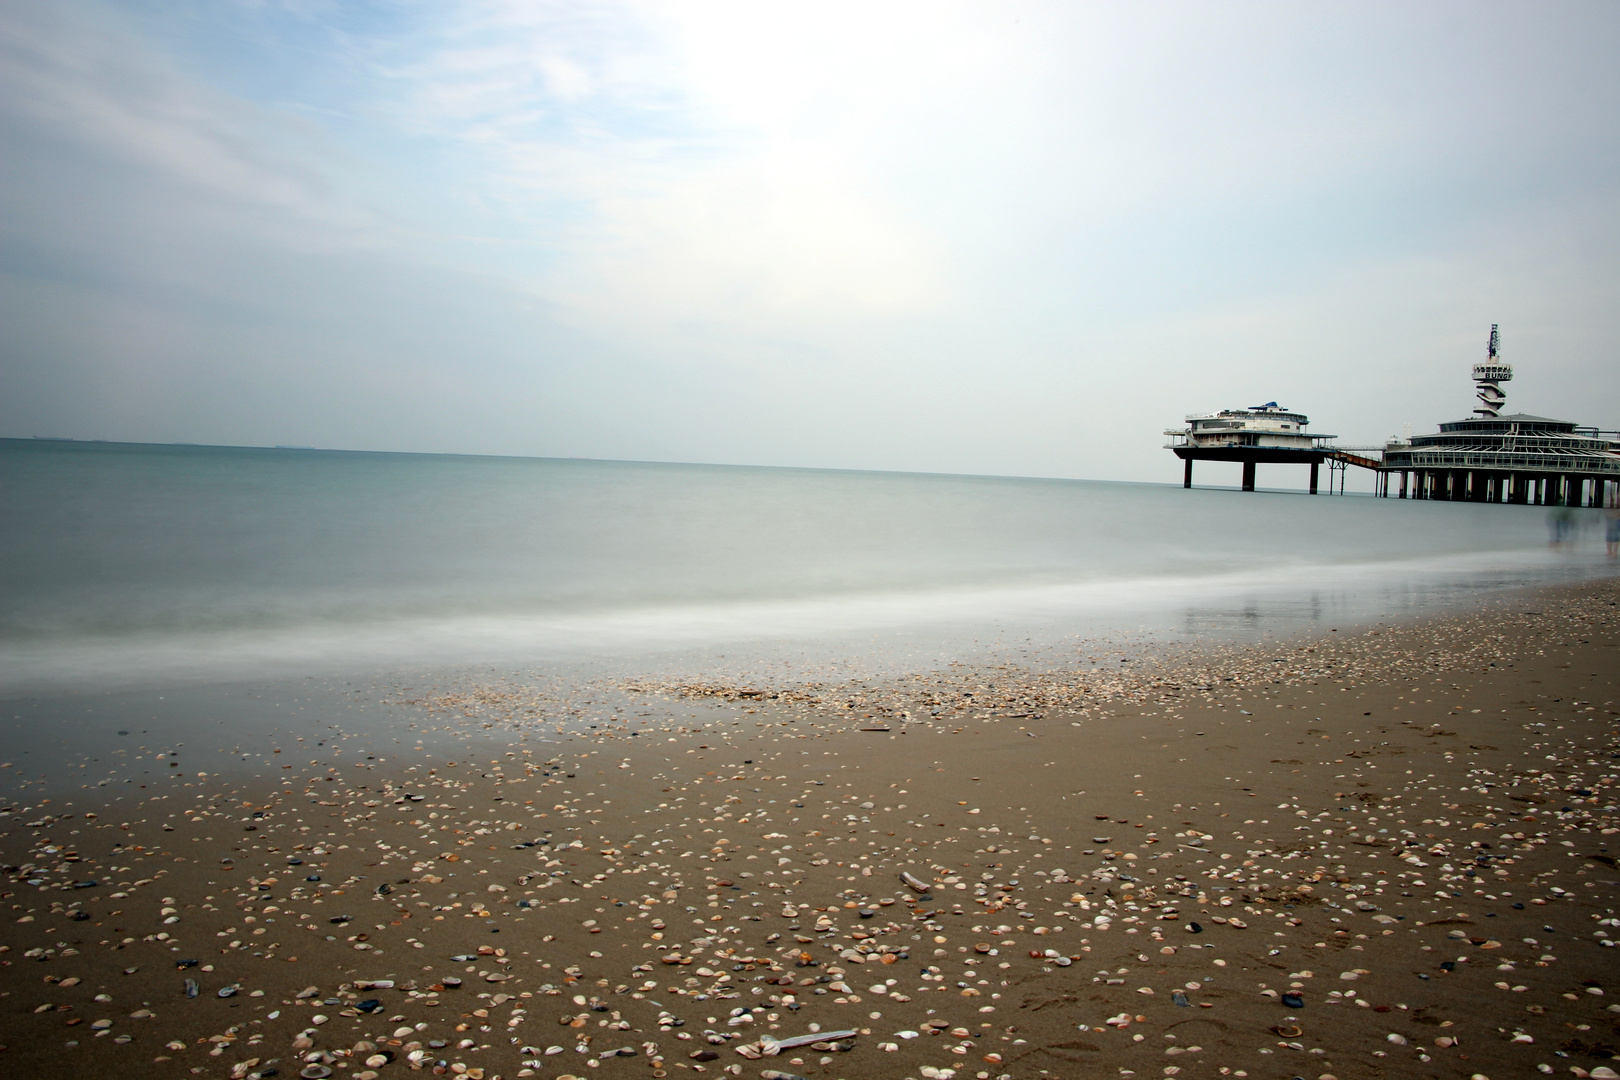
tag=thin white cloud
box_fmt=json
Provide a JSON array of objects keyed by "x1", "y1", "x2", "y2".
[
  {"x1": 1, "y1": 0, "x2": 1616, "y2": 477},
  {"x1": 379, "y1": 0, "x2": 955, "y2": 334},
  {"x1": 0, "y1": 1, "x2": 363, "y2": 239}
]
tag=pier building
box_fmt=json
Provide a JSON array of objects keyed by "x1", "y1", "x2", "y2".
[
  {"x1": 1165, "y1": 402, "x2": 1340, "y2": 492},
  {"x1": 1377, "y1": 325, "x2": 1619, "y2": 505}
]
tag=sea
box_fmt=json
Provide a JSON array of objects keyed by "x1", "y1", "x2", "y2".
[{"x1": 1, "y1": 439, "x2": 1613, "y2": 798}]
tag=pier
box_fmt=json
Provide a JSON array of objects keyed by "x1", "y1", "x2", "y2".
[{"x1": 1169, "y1": 326, "x2": 1619, "y2": 504}]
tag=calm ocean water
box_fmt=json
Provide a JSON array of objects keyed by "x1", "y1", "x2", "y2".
[{"x1": 1, "y1": 438, "x2": 1613, "y2": 694}]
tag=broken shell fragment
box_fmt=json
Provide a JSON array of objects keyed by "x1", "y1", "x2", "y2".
[{"x1": 900, "y1": 872, "x2": 932, "y2": 893}]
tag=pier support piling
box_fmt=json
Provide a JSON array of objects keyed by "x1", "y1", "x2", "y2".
[
  {"x1": 1309, "y1": 461, "x2": 1318, "y2": 495},
  {"x1": 1183, "y1": 458, "x2": 1193, "y2": 489},
  {"x1": 1241, "y1": 461, "x2": 1256, "y2": 492}
]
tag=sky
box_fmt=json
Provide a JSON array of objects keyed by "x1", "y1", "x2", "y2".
[{"x1": 2, "y1": 0, "x2": 1617, "y2": 486}]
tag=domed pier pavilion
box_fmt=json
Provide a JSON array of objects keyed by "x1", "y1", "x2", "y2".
[
  {"x1": 1379, "y1": 413, "x2": 1619, "y2": 505},
  {"x1": 1376, "y1": 325, "x2": 1618, "y2": 506}
]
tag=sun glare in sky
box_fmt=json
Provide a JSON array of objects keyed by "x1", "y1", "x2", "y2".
[{"x1": 2, "y1": 1, "x2": 1616, "y2": 482}]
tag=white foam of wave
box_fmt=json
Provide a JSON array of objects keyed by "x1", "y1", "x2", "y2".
[{"x1": 3, "y1": 545, "x2": 1605, "y2": 694}]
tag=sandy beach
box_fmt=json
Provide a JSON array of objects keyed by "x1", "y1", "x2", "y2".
[
  {"x1": 3, "y1": 578, "x2": 1617, "y2": 1080},
  {"x1": 7, "y1": 7, "x2": 1618, "y2": 1080}
]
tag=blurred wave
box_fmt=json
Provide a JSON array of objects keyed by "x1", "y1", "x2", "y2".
[{"x1": 2, "y1": 439, "x2": 1611, "y2": 690}]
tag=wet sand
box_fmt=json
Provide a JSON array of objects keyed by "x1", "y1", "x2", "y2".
[{"x1": 2, "y1": 578, "x2": 1617, "y2": 1080}]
